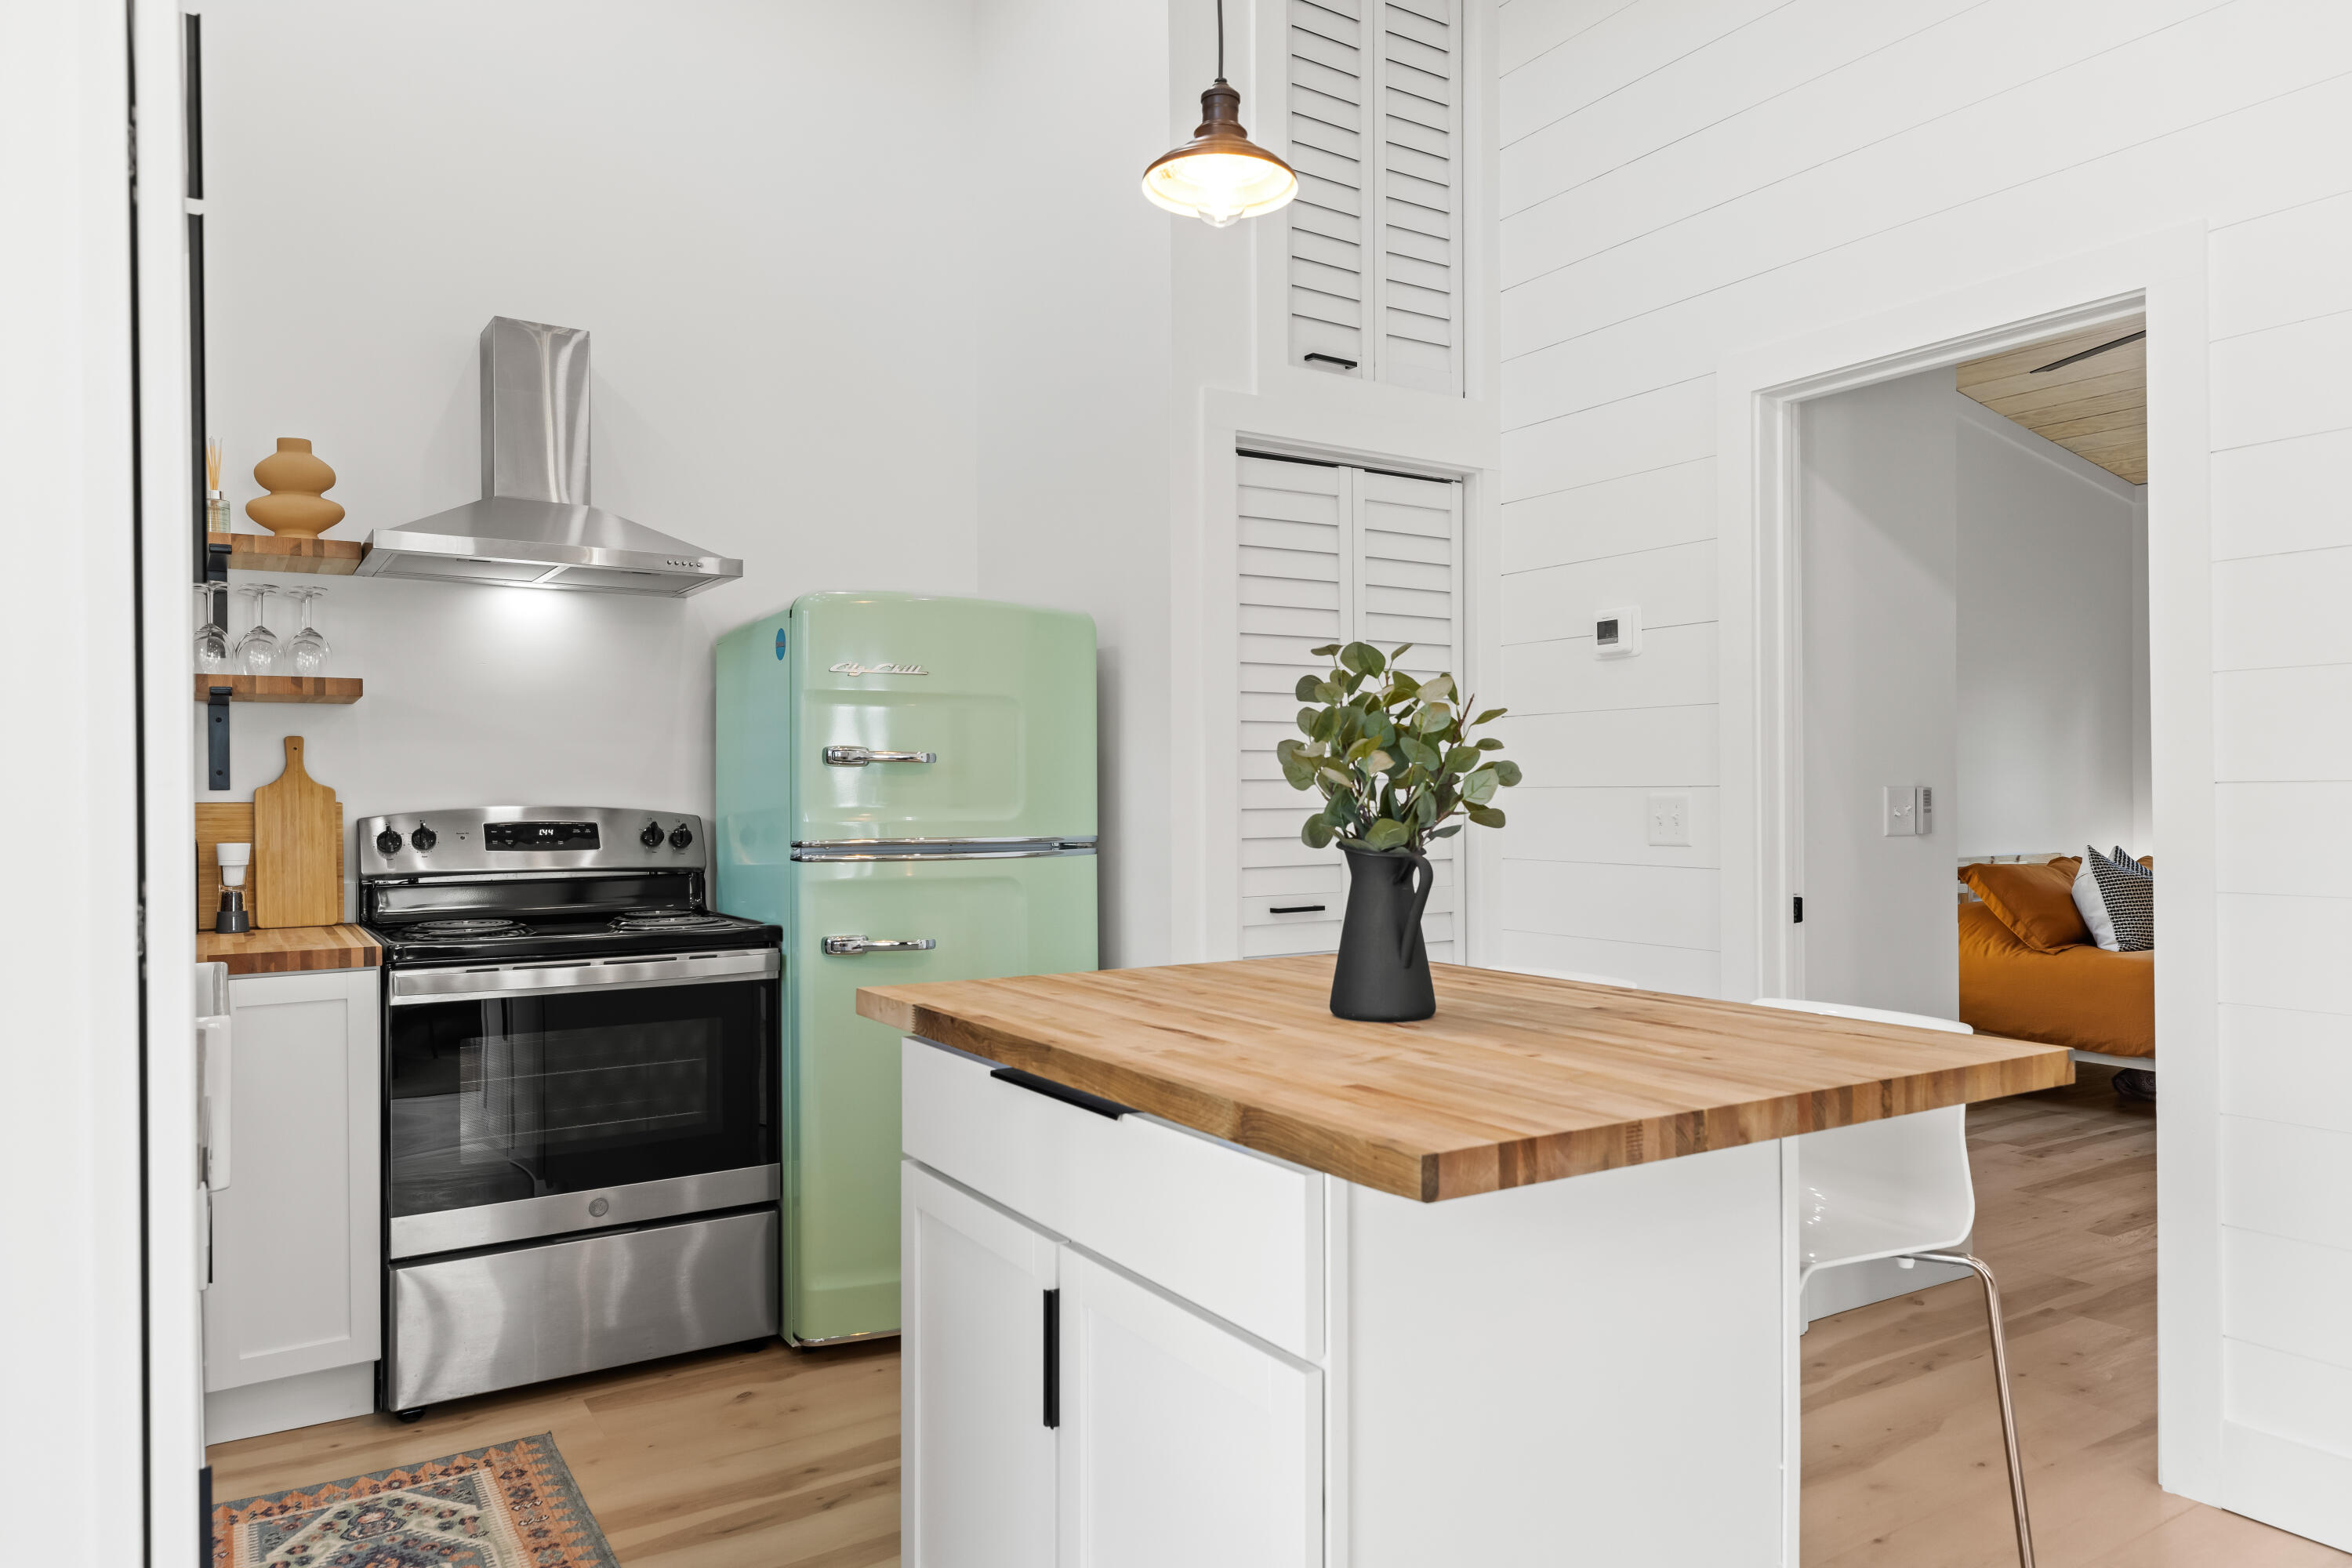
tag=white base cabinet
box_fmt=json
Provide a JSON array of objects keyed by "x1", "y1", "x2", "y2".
[
  {"x1": 902, "y1": 1036, "x2": 1795, "y2": 1566},
  {"x1": 202, "y1": 966, "x2": 381, "y2": 1439}
]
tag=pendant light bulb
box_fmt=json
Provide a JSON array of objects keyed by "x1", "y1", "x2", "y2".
[{"x1": 1142, "y1": 3, "x2": 1297, "y2": 227}]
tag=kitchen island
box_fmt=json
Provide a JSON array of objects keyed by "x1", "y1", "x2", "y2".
[{"x1": 859, "y1": 956, "x2": 2071, "y2": 1566}]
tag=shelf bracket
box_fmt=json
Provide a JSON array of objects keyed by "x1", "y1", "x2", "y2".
[{"x1": 206, "y1": 685, "x2": 232, "y2": 789}]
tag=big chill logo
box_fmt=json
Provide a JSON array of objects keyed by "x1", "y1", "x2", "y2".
[{"x1": 829, "y1": 660, "x2": 930, "y2": 677}]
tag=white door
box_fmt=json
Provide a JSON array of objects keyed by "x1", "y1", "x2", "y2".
[
  {"x1": 1238, "y1": 452, "x2": 1465, "y2": 960},
  {"x1": 1058, "y1": 1249, "x2": 1320, "y2": 1568},
  {"x1": 202, "y1": 967, "x2": 380, "y2": 1392},
  {"x1": 902, "y1": 1163, "x2": 1059, "y2": 1568}
]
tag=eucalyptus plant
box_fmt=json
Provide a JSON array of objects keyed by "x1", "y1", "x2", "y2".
[{"x1": 1276, "y1": 640, "x2": 1520, "y2": 855}]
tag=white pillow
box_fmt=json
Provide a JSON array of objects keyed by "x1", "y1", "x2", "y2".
[
  {"x1": 2071, "y1": 845, "x2": 2154, "y2": 952},
  {"x1": 2071, "y1": 855, "x2": 2118, "y2": 949}
]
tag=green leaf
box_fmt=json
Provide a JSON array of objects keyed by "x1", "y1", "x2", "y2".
[
  {"x1": 1491, "y1": 760, "x2": 1523, "y2": 787},
  {"x1": 1428, "y1": 821, "x2": 1464, "y2": 840},
  {"x1": 1301, "y1": 816, "x2": 1335, "y2": 849},
  {"x1": 1317, "y1": 766, "x2": 1356, "y2": 792},
  {"x1": 1414, "y1": 791, "x2": 1437, "y2": 826},
  {"x1": 1345, "y1": 737, "x2": 1375, "y2": 763},
  {"x1": 1400, "y1": 736, "x2": 1439, "y2": 769},
  {"x1": 1364, "y1": 749, "x2": 1395, "y2": 774},
  {"x1": 1388, "y1": 644, "x2": 1414, "y2": 663},
  {"x1": 1443, "y1": 745, "x2": 1479, "y2": 775},
  {"x1": 1418, "y1": 673, "x2": 1454, "y2": 702},
  {"x1": 1461, "y1": 768, "x2": 1499, "y2": 806},
  {"x1": 1297, "y1": 706, "x2": 1322, "y2": 736},
  {"x1": 1275, "y1": 736, "x2": 1302, "y2": 763},
  {"x1": 1293, "y1": 673, "x2": 1321, "y2": 702},
  {"x1": 1280, "y1": 757, "x2": 1317, "y2": 791},
  {"x1": 1475, "y1": 737, "x2": 1504, "y2": 750},
  {"x1": 1315, "y1": 680, "x2": 1343, "y2": 705},
  {"x1": 1364, "y1": 817, "x2": 1410, "y2": 851},
  {"x1": 1465, "y1": 805, "x2": 1506, "y2": 829},
  {"x1": 1340, "y1": 641, "x2": 1385, "y2": 677},
  {"x1": 1309, "y1": 708, "x2": 1338, "y2": 743},
  {"x1": 1414, "y1": 704, "x2": 1453, "y2": 735},
  {"x1": 1387, "y1": 670, "x2": 1421, "y2": 701},
  {"x1": 1472, "y1": 706, "x2": 1507, "y2": 725},
  {"x1": 1309, "y1": 642, "x2": 1342, "y2": 658}
]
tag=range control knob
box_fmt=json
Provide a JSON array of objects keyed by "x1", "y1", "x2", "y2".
[
  {"x1": 668, "y1": 824, "x2": 694, "y2": 850},
  {"x1": 640, "y1": 822, "x2": 666, "y2": 848},
  {"x1": 412, "y1": 824, "x2": 438, "y2": 851},
  {"x1": 375, "y1": 828, "x2": 403, "y2": 855}
]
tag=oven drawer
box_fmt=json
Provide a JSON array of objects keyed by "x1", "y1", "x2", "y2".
[
  {"x1": 901, "y1": 1037, "x2": 1323, "y2": 1359},
  {"x1": 386, "y1": 1207, "x2": 777, "y2": 1410}
]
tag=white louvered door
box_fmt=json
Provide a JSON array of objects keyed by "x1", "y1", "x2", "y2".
[
  {"x1": 1284, "y1": 0, "x2": 1461, "y2": 394},
  {"x1": 1237, "y1": 455, "x2": 1465, "y2": 960}
]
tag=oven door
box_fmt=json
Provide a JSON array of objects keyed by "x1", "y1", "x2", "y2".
[{"x1": 385, "y1": 949, "x2": 780, "y2": 1258}]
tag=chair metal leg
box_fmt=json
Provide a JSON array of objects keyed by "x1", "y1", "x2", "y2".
[{"x1": 1912, "y1": 1250, "x2": 2035, "y2": 1568}]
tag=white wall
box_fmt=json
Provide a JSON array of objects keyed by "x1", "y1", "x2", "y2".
[
  {"x1": 1799, "y1": 368, "x2": 1957, "y2": 1018},
  {"x1": 1955, "y1": 394, "x2": 2147, "y2": 859},
  {"x1": 1499, "y1": 0, "x2": 2352, "y2": 1543},
  {"x1": 200, "y1": 0, "x2": 982, "y2": 909},
  {"x1": 0, "y1": 2, "x2": 149, "y2": 1556}
]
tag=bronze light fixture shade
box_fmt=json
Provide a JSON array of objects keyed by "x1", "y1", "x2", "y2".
[{"x1": 1141, "y1": 77, "x2": 1298, "y2": 228}]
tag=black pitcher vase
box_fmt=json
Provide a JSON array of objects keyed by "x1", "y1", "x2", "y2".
[{"x1": 1330, "y1": 844, "x2": 1436, "y2": 1022}]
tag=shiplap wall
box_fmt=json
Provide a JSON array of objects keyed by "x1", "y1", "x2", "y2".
[{"x1": 1498, "y1": 0, "x2": 2352, "y2": 1544}]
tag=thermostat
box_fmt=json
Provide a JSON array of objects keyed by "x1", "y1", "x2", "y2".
[{"x1": 1595, "y1": 604, "x2": 1642, "y2": 659}]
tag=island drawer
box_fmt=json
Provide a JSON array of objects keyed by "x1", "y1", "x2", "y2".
[{"x1": 902, "y1": 1036, "x2": 1324, "y2": 1359}]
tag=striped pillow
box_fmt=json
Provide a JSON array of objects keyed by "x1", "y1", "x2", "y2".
[{"x1": 2071, "y1": 844, "x2": 2154, "y2": 952}]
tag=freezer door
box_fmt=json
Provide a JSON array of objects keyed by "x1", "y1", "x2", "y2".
[
  {"x1": 788, "y1": 591, "x2": 1097, "y2": 844},
  {"x1": 786, "y1": 851, "x2": 1097, "y2": 1345}
]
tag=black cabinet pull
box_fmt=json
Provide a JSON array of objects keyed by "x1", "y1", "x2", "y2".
[
  {"x1": 1304, "y1": 352, "x2": 1359, "y2": 369},
  {"x1": 1042, "y1": 1287, "x2": 1061, "y2": 1428},
  {"x1": 1269, "y1": 903, "x2": 1326, "y2": 915},
  {"x1": 991, "y1": 1066, "x2": 1131, "y2": 1120}
]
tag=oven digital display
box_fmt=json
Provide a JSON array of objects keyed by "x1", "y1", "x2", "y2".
[{"x1": 485, "y1": 821, "x2": 601, "y2": 851}]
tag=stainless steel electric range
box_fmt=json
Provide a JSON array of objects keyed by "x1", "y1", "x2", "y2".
[{"x1": 358, "y1": 805, "x2": 782, "y2": 1417}]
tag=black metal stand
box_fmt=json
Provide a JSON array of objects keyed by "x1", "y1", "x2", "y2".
[{"x1": 207, "y1": 684, "x2": 231, "y2": 789}]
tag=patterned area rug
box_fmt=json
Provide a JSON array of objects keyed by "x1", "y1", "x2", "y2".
[{"x1": 212, "y1": 1432, "x2": 619, "y2": 1568}]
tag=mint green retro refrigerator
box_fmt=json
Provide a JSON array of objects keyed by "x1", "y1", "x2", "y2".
[{"x1": 714, "y1": 592, "x2": 1098, "y2": 1345}]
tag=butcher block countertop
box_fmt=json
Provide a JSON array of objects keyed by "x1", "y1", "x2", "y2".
[
  {"x1": 197, "y1": 924, "x2": 381, "y2": 976},
  {"x1": 857, "y1": 956, "x2": 2074, "y2": 1202}
]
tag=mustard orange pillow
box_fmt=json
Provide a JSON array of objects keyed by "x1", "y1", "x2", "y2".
[{"x1": 1960, "y1": 861, "x2": 2091, "y2": 952}]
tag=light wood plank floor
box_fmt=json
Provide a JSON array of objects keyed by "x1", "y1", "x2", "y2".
[
  {"x1": 213, "y1": 1066, "x2": 2351, "y2": 1566},
  {"x1": 1804, "y1": 1065, "x2": 2350, "y2": 1566}
]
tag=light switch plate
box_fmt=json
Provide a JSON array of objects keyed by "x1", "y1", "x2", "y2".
[
  {"x1": 1646, "y1": 791, "x2": 1690, "y2": 846},
  {"x1": 1882, "y1": 785, "x2": 1922, "y2": 837},
  {"x1": 1595, "y1": 604, "x2": 1642, "y2": 659}
]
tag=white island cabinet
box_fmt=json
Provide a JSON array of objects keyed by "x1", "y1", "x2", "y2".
[
  {"x1": 201, "y1": 964, "x2": 381, "y2": 1443},
  {"x1": 900, "y1": 1036, "x2": 1779, "y2": 1567}
]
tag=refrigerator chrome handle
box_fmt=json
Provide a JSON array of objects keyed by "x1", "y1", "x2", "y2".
[
  {"x1": 822, "y1": 746, "x2": 938, "y2": 768},
  {"x1": 822, "y1": 935, "x2": 938, "y2": 956}
]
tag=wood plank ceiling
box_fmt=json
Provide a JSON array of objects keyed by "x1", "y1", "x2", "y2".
[{"x1": 1956, "y1": 313, "x2": 2147, "y2": 485}]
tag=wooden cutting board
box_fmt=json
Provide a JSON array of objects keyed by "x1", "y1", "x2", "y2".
[{"x1": 252, "y1": 735, "x2": 343, "y2": 928}]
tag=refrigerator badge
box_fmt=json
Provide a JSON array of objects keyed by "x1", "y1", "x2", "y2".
[{"x1": 829, "y1": 661, "x2": 929, "y2": 677}]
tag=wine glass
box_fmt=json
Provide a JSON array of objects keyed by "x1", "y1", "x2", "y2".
[
  {"x1": 234, "y1": 583, "x2": 279, "y2": 676},
  {"x1": 285, "y1": 586, "x2": 331, "y2": 675},
  {"x1": 193, "y1": 583, "x2": 228, "y2": 673}
]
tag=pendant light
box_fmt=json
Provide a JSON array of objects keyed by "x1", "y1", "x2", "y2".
[{"x1": 1141, "y1": 0, "x2": 1298, "y2": 227}]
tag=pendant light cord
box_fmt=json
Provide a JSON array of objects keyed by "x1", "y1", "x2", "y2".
[{"x1": 1215, "y1": 0, "x2": 1226, "y2": 83}]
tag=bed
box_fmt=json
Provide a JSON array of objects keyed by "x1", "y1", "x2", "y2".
[{"x1": 1957, "y1": 856, "x2": 2154, "y2": 1071}]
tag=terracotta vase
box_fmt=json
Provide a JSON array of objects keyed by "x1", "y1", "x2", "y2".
[{"x1": 246, "y1": 437, "x2": 346, "y2": 539}]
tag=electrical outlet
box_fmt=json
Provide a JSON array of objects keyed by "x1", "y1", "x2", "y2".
[{"x1": 1646, "y1": 791, "x2": 1690, "y2": 847}]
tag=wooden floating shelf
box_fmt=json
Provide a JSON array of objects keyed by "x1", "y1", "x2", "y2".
[
  {"x1": 208, "y1": 530, "x2": 367, "y2": 576},
  {"x1": 193, "y1": 674, "x2": 363, "y2": 705}
]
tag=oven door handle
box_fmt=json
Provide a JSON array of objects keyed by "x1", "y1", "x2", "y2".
[
  {"x1": 389, "y1": 948, "x2": 780, "y2": 1004},
  {"x1": 822, "y1": 746, "x2": 938, "y2": 768},
  {"x1": 822, "y1": 935, "x2": 937, "y2": 957}
]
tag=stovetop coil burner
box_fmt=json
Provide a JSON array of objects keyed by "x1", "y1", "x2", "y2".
[
  {"x1": 609, "y1": 908, "x2": 746, "y2": 932},
  {"x1": 408, "y1": 917, "x2": 535, "y2": 939}
]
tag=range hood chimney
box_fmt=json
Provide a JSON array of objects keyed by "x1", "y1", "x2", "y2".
[{"x1": 358, "y1": 318, "x2": 742, "y2": 595}]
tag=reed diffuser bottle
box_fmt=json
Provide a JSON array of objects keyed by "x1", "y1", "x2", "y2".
[{"x1": 205, "y1": 438, "x2": 230, "y2": 532}]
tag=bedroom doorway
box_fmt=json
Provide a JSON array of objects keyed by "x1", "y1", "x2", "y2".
[{"x1": 1757, "y1": 289, "x2": 2208, "y2": 1562}]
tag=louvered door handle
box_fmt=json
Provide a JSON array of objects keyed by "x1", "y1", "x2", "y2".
[
  {"x1": 1304, "y1": 352, "x2": 1359, "y2": 369},
  {"x1": 823, "y1": 746, "x2": 938, "y2": 767},
  {"x1": 822, "y1": 935, "x2": 938, "y2": 956}
]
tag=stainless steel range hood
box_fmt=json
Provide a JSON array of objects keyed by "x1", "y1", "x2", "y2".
[{"x1": 358, "y1": 318, "x2": 742, "y2": 596}]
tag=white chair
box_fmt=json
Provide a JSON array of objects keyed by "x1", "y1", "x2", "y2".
[{"x1": 1753, "y1": 996, "x2": 2036, "y2": 1568}]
